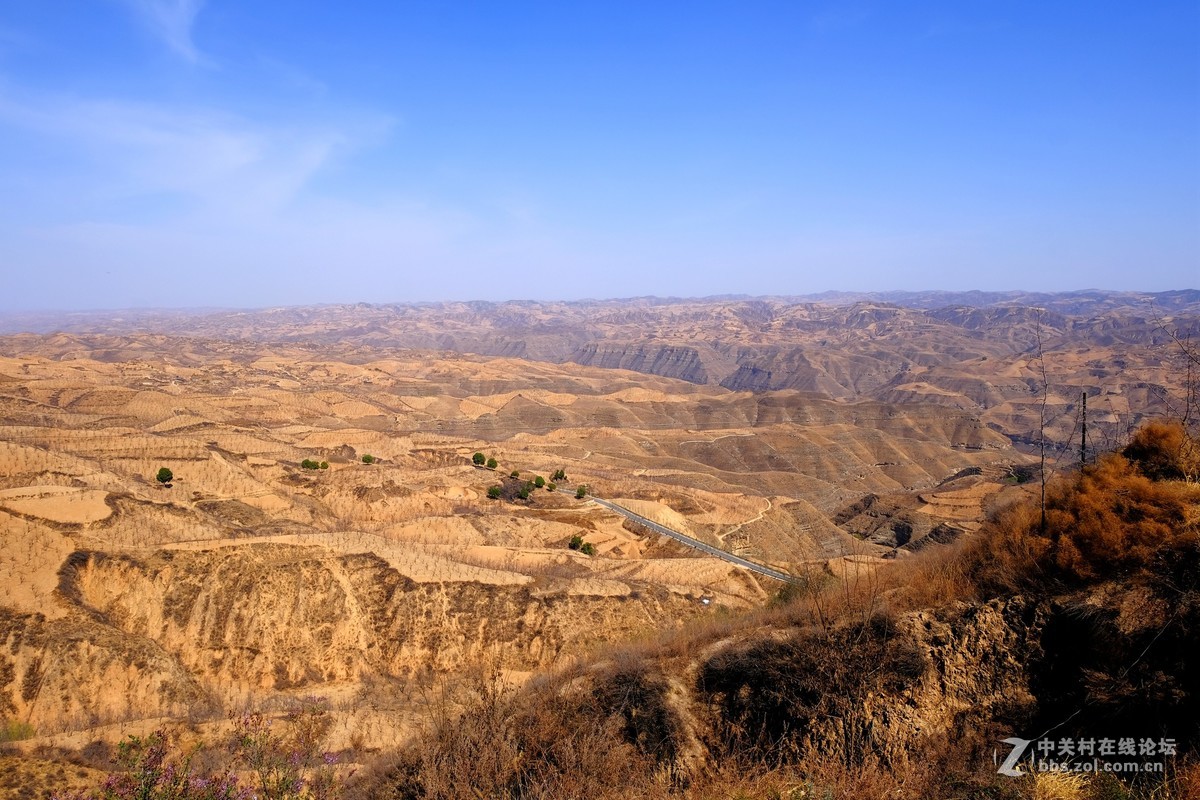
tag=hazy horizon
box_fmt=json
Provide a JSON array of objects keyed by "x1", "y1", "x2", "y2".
[
  {"x1": 2, "y1": 288, "x2": 1198, "y2": 323},
  {"x1": 2, "y1": 2, "x2": 1197, "y2": 311}
]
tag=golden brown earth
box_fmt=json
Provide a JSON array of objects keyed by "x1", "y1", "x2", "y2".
[{"x1": 0, "y1": 291, "x2": 1194, "y2": 792}]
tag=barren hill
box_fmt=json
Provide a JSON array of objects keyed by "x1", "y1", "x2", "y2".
[
  {"x1": 4, "y1": 290, "x2": 1192, "y2": 451},
  {"x1": 0, "y1": 332, "x2": 1027, "y2": 754},
  {"x1": 0, "y1": 292, "x2": 1193, "y2": 794}
]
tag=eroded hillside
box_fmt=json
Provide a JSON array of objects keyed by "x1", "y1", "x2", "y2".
[
  {"x1": 0, "y1": 333, "x2": 1024, "y2": 754},
  {"x1": 365, "y1": 426, "x2": 1200, "y2": 799},
  {"x1": 5, "y1": 290, "x2": 1194, "y2": 452},
  {"x1": 0, "y1": 293, "x2": 1194, "y2": 797}
]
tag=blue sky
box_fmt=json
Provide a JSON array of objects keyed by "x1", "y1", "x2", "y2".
[{"x1": 0, "y1": 1, "x2": 1196, "y2": 310}]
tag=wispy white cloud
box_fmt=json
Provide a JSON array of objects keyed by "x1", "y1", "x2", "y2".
[
  {"x1": 0, "y1": 84, "x2": 503, "y2": 308},
  {"x1": 121, "y1": 0, "x2": 208, "y2": 63},
  {"x1": 0, "y1": 68, "x2": 586, "y2": 308},
  {"x1": 0, "y1": 87, "x2": 394, "y2": 217}
]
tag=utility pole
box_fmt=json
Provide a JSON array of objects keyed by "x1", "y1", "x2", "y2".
[{"x1": 1080, "y1": 391, "x2": 1087, "y2": 468}]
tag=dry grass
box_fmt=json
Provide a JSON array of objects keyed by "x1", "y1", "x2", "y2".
[
  {"x1": 964, "y1": 454, "x2": 1200, "y2": 596},
  {"x1": 1027, "y1": 769, "x2": 1088, "y2": 800}
]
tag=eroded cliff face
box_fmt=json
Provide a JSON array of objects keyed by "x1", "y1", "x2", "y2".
[
  {"x1": 0, "y1": 608, "x2": 207, "y2": 729},
  {"x1": 692, "y1": 597, "x2": 1044, "y2": 770},
  {"x1": 0, "y1": 545, "x2": 702, "y2": 731},
  {"x1": 565, "y1": 595, "x2": 1049, "y2": 784},
  {"x1": 563, "y1": 580, "x2": 1194, "y2": 786},
  {"x1": 568, "y1": 344, "x2": 710, "y2": 385}
]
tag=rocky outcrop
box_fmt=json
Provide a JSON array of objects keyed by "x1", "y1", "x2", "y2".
[
  {"x1": 0, "y1": 606, "x2": 208, "y2": 729},
  {"x1": 682, "y1": 597, "x2": 1045, "y2": 773},
  {"x1": 442, "y1": 595, "x2": 1049, "y2": 788},
  {"x1": 0, "y1": 545, "x2": 702, "y2": 732},
  {"x1": 550, "y1": 580, "x2": 1195, "y2": 785},
  {"x1": 568, "y1": 344, "x2": 709, "y2": 384}
]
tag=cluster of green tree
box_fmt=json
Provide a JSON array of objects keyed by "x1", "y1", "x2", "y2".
[
  {"x1": 476, "y1": 453, "x2": 566, "y2": 498},
  {"x1": 568, "y1": 534, "x2": 596, "y2": 556},
  {"x1": 300, "y1": 459, "x2": 330, "y2": 470},
  {"x1": 487, "y1": 477, "x2": 541, "y2": 503},
  {"x1": 487, "y1": 472, "x2": 569, "y2": 502}
]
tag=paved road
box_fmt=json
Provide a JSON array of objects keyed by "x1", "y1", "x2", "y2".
[{"x1": 588, "y1": 496, "x2": 800, "y2": 585}]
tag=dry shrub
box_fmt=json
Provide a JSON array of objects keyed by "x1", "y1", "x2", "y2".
[
  {"x1": 1159, "y1": 759, "x2": 1200, "y2": 800},
  {"x1": 1123, "y1": 420, "x2": 1199, "y2": 483},
  {"x1": 882, "y1": 539, "x2": 976, "y2": 611},
  {"x1": 948, "y1": 434, "x2": 1200, "y2": 744},
  {"x1": 966, "y1": 450, "x2": 1200, "y2": 595},
  {"x1": 696, "y1": 612, "x2": 927, "y2": 764},
  {"x1": 670, "y1": 756, "x2": 931, "y2": 800},
  {"x1": 368, "y1": 666, "x2": 659, "y2": 800},
  {"x1": 592, "y1": 659, "x2": 682, "y2": 765}
]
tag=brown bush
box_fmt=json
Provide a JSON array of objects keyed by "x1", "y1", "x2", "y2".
[
  {"x1": 367, "y1": 667, "x2": 658, "y2": 800},
  {"x1": 696, "y1": 613, "x2": 927, "y2": 763},
  {"x1": 592, "y1": 662, "x2": 682, "y2": 765},
  {"x1": 966, "y1": 450, "x2": 1200, "y2": 594},
  {"x1": 1123, "y1": 419, "x2": 1199, "y2": 481}
]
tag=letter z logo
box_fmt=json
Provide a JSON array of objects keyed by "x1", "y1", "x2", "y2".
[{"x1": 995, "y1": 737, "x2": 1032, "y2": 776}]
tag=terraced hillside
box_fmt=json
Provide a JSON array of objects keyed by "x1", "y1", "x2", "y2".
[
  {"x1": 0, "y1": 291, "x2": 1193, "y2": 791},
  {"x1": 0, "y1": 334, "x2": 1022, "y2": 757},
  {"x1": 7, "y1": 290, "x2": 1194, "y2": 452}
]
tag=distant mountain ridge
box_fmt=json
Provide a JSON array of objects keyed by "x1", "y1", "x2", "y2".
[
  {"x1": 2, "y1": 289, "x2": 1198, "y2": 335},
  {"x1": 799, "y1": 288, "x2": 1200, "y2": 313},
  {"x1": 2, "y1": 290, "x2": 1195, "y2": 451}
]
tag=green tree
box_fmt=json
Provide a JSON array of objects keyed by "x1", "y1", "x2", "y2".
[
  {"x1": 156, "y1": 467, "x2": 173, "y2": 485},
  {"x1": 362, "y1": 454, "x2": 376, "y2": 464},
  {"x1": 473, "y1": 452, "x2": 486, "y2": 466},
  {"x1": 487, "y1": 486, "x2": 502, "y2": 499},
  {"x1": 552, "y1": 469, "x2": 567, "y2": 482},
  {"x1": 486, "y1": 457, "x2": 498, "y2": 470},
  {"x1": 547, "y1": 482, "x2": 557, "y2": 492},
  {"x1": 575, "y1": 485, "x2": 588, "y2": 499},
  {"x1": 533, "y1": 475, "x2": 545, "y2": 488},
  {"x1": 319, "y1": 461, "x2": 329, "y2": 470},
  {"x1": 510, "y1": 470, "x2": 520, "y2": 479},
  {"x1": 567, "y1": 535, "x2": 595, "y2": 555}
]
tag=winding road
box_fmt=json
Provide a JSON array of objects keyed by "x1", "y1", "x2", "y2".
[{"x1": 587, "y1": 496, "x2": 800, "y2": 585}]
